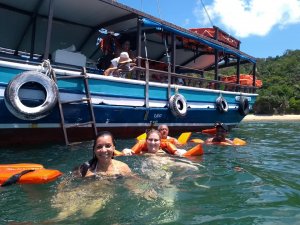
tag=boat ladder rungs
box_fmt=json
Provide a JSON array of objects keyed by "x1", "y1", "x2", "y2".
[{"x1": 53, "y1": 68, "x2": 97, "y2": 145}]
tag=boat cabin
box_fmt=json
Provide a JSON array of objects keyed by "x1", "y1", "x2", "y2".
[{"x1": 0, "y1": 0, "x2": 259, "y2": 93}]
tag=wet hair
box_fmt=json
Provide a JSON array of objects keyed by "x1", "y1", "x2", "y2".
[
  {"x1": 79, "y1": 131, "x2": 116, "y2": 177},
  {"x1": 214, "y1": 122, "x2": 229, "y2": 131},
  {"x1": 143, "y1": 122, "x2": 156, "y2": 135},
  {"x1": 146, "y1": 129, "x2": 162, "y2": 140},
  {"x1": 92, "y1": 131, "x2": 116, "y2": 150}
]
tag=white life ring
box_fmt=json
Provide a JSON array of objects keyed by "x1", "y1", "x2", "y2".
[
  {"x1": 238, "y1": 97, "x2": 250, "y2": 116},
  {"x1": 169, "y1": 94, "x2": 187, "y2": 117},
  {"x1": 4, "y1": 71, "x2": 58, "y2": 120},
  {"x1": 216, "y1": 96, "x2": 228, "y2": 113}
]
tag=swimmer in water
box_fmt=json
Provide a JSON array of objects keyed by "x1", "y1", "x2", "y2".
[
  {"x1": 76, "y1": 131, "x2": 132, "y2": 178},
  {"x1": 122, "y1": 129, "x2": 187, "y2": 156},
  {"x1": 51, "y1": 131, "x2": 157, "y2": 221},
  {"x1": 132, "y1": 129, "x2": 200, "y2": 223},
  {"x1": 158, "y1": 124, "x2": 181, "y2": 146},
  {"x1": 205, "y1": 122, "x2": 234, "y2": 145}
]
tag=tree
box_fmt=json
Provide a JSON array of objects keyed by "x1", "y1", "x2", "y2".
[{"x1": 252, "y1": 50, "x2": 300, "y2": 114}]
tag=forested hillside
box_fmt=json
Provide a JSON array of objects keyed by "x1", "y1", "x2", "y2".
[
  {"x1": 254, "y1": 50, "x2": 300, "y2": 114},
  {"x1": 219, "y1": 50, "x2": 300, "y2": 114}
]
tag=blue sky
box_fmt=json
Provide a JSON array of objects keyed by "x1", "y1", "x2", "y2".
[{"x1": 118, "y1": 0, "x2": 300, "y2": 59}]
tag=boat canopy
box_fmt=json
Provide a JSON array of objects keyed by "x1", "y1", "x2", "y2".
[
  {"x1": 0, "y1": 0, "x2": 256, "y2": 71},
  {"x1": 141, "y1": 18, "x2": 256, "y2": 64}
]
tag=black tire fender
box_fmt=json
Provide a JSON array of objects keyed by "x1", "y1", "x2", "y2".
[
  {"x1": 169, "y1": 94, "x2": 187, "y2": 117},
  {"x1": 216, "y1": 96, "x2": 229, "y2": 113},
  {"x1": 4, "y1": 71, "x2": 58, "y2": 120},
  {"x1": 238, "y1": 97, "x2": 250, "y2": 116}
]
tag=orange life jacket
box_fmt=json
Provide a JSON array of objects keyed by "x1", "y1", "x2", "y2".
[{"x1": 131, "y1": 140, "x2": 177, "y2": 155}]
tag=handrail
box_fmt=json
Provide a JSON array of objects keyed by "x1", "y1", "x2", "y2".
[
  {"x1": 131, "y1": 66, "x2": 258, "y2": 94},
  {"x1": 145, "y1": 60, "x2": 149, "y2": 108}
]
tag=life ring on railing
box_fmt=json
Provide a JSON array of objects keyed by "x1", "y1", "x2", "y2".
[
  {"x1": 4, "y1": 71, "x2": 58, "y2": 120},
  {"x1": 216, "y1": 96, "x2": 228, "y2": 113},
  {"x1": 238, "y1": 97, "x2": 250, "y2": 116},
  {"x1": 169, "y1": 94, "x2": 187, "y2": 117}
]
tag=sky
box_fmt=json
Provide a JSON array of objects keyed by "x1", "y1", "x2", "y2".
[{"x1": 117, "y1": 0, "x2": 300, "y2": 59}]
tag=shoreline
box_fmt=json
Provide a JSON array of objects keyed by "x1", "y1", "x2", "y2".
[{"x1": 242, "y1": 114, "x2": 300, "y2": 122}]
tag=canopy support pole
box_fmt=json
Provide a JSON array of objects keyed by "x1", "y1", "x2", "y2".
[{"x1": 43, "y1": 0, "x2": 55, "y2": 60}]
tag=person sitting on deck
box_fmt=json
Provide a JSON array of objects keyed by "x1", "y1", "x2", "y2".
[
  {"x1": 205, "y1": 122, "x2": 233, "y2": 145},
  {"x1": 104, "y1": 52, "x2": 135, "y2": 77}
]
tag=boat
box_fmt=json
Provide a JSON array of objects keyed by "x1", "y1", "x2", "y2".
[{"x1": 0, "y1": 0, "x2": 259, "y2": 146}]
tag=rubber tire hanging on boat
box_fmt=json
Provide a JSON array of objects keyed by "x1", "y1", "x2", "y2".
[
  {"x1": 4, "y1": 71, "x2": 58, "y2": 120},
  {"x1": 238, "y1": 97, "x2": 250, "y2": 116},
  {"x1": 216, "y1": 96, "x2": 229, "y2": 113},
  {"x1": 169, "y1": 94, "x2": 187, "y2": 117}
]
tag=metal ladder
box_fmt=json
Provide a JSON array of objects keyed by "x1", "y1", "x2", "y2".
[{"x1": 54, "y1": 68, "x2": 97, "y2": 145}]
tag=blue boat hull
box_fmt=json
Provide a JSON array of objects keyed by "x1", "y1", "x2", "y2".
[
  {"x1": 0, "y1": 0, "x2": 259, "y2": 146},
  {"x1": 0, "y1": 59, "x2": 256, "y2": 145}
]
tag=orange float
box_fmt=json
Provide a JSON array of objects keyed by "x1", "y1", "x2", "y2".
[
  {"x1": 201, "y1": 128, "x2": 217, "y2": 135},
  {"x1": 189, "y1": 27, "x2": 240, "y2": 49},
  {"x1": 191, "y1": 138, "x2": 246, "y2": 146},
  {"x1": 0, "y1": 163, "x2": 44, "y2": 171},
  {"x1": 0, "y1": 163, "x2": 62, "y2": 186},
  {"x1": 183, "y1": 144, "x2": 204, "y2": 156},
  {"x1": 221, "y1": 74, "x2": 262, "y2": 88}
]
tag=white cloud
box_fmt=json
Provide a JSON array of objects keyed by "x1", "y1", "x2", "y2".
[
  {"x1": 183, "y1": 18, "x2": 190, "y2": 26},
  {"x1": 194, "y1": 0, "x2": 300, "y2": 38}
]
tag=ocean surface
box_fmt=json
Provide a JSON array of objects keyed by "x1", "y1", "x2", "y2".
[{"x1": 1, "y1": 121, "x2": 300, "y2": 225}]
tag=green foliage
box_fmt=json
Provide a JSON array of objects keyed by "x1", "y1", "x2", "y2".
[
  {"x1": 197, "y1": 49, "x2": 300, "y2": 114},
  {"x1": 288, "y1": 97, "x2": 300, "y2": 113},
  {"x1": 253, "y1": 49, "x2": 300, "y2": 114}
]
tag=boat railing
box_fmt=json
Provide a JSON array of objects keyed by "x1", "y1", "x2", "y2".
[
  {"x1": 0, "y1": 51, "x2": 257, "y2": 94},
  {"x1": 126, "y1": 58, "x2": 258, "y2": 94}
]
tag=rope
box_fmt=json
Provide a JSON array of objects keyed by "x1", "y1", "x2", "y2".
[
  {"x1": 156, "y1": 0, "x2": 162, "y2": 20},
  {"x1": 164, "y1": 33, "x2": 172, "y2": 99},
  {"x1": 39, "y1": 59, "x2": 55, "y2": 80},
  {"x1": 200, "y1": 0, "x2": 214, "y2": 27},
  {"x1": 1, "y1": 170, "x2": 35, "y2": 187},
  {"x1": 140, "y1": 0, "x2": 143, "y2": 11},
  {"x1": 143, "y1": 31, "x2": 148, "y2": 59},
  {"x1": 164, "y1": 35, "x2": 170, "y2": 64},
  {"x1": 175, "y1": 85, "x2": 179, "y2": 94}
]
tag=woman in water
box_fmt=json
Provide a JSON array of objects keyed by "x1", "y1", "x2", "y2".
[
  {"x1": 122, "y1": 129, "x2": 185, "y2": 156},
  {"x1": 52, "y1": 131, "x2": 156, "y2": 221},
  {"x1": 126, "y1": 129, "x2": 200, "y2": 222},
  {"x1": 76, "y1": 131, "x2": 132, "y2": 178}
]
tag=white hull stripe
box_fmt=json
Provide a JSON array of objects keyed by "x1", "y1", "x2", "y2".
[{"x1": 1, "y1": 86, "x2": 243, "y2": 109}]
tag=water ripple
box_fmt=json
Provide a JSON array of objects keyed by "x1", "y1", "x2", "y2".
[{"x1": 1, "y1": 121, "x2": 300, "y2": 224}]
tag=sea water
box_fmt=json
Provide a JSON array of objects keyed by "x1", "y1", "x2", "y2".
[{"x1": 0, "y1": 121, "x2": 300, "y2": 225}]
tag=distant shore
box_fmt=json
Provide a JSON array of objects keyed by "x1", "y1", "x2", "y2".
[{"x1": 243, "y1": 114, "x2": 300, "y2": 122}]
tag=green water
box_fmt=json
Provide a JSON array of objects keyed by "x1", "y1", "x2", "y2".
[{"x1": 1, "y1": 122, "x2": 300, "y2": 225}]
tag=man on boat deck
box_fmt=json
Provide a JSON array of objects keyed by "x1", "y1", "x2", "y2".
[
  {"x1": 104, "y1": 52, "x2": 135, "y2": 77},
  {"x1": 205, "y1": 122, "x2": 233, "y2": 145}
]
